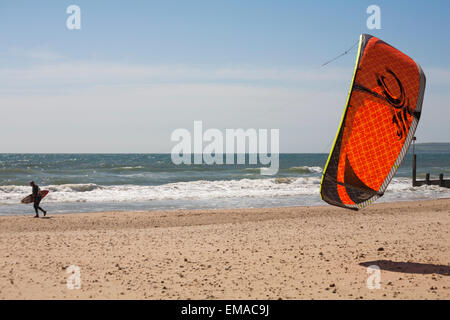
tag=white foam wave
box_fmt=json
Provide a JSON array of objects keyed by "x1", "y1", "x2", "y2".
[
  {"x1": 288, "y1": 166, "x2": 323, "y2": 174},
  {"x1": 47, "y1": 184, "x2": 103, "y2": 192},
  {"x1": 380, "y1": 177, "x2": 450, "y2": 202},
  {"x1": 0, "y1": 178, "x2": 321, "y2": 204},
  {"x1": 1, "y1": 177, "x2": 449, "y2": 205},
  {"x1": 111, "y1": 166, "x2": 145, "y2": 171}
]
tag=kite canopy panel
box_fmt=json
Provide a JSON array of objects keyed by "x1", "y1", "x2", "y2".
[{"x1": 320, "y1": 34, "x2": 426, "y2": 210}]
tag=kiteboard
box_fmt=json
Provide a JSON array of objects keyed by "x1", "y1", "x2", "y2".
[{"x1": 21, "y1": 190, "x2": 50, "y2": 204}]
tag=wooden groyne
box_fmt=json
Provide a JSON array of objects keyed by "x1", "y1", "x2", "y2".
[{"x1": 412, "y1": 143, "x2": 450, "y2": 188}]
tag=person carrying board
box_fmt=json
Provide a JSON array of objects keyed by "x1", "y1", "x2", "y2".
[{"x1": 30, "y1": 181, "x2": 47, "y2": 218}]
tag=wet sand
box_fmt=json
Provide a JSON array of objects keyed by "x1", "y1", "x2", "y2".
[{"x1": 0, "y1": 199, "x2": 449, "y2": 299}]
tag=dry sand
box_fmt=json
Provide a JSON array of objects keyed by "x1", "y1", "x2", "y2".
[{"x1": 0, "y1": 199, "x2": 449, "y2": 299}]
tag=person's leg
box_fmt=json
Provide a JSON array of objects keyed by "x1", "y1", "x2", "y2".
[
  {"x1": 38, "y1": 206, "x2": 47, "y2": 216},
  {"x1": 33, "y1": 197, "x2": 42, "y2": 217},
  {"x1": 33, "y1": 202, "x2": 39, "y2": 217}
]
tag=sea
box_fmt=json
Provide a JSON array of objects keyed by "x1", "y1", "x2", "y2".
[{"x1": 1, "y1": 150, "x2": 449, "y2": 215}]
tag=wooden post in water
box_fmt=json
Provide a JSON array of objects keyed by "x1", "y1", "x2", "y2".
[
  {"x1": 440, "y1": 174, "x2": 444, "y2": 187},
  {"x1": 412, "y1": 137, "x2": 417, "y2": 187}
]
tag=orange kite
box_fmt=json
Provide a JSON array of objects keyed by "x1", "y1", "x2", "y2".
[{"x1": 320, "y1": 34, "x2": 426, "y2": 210}]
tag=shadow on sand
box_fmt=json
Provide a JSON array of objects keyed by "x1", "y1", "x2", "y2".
[{"x1": 360, "y1": 260, "x2": 449, "y2": 276}]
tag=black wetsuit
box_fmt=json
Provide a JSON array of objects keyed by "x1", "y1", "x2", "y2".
[{"x1": 32, "y1": 185, "x2": 46, "y2": 215}]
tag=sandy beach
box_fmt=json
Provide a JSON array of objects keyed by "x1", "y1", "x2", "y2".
[{"x1": 0, "y1": 199, "x2": 449, "y2": 300}]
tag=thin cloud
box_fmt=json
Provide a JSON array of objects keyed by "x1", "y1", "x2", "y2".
[
  {"x1": 4, "y1": 47, "x2": 64, "y2": 61},
  {"x1": 427, "y1": 68, "x2": 450, "y2": 86},
  {"x1": 0, "y1": 61, "x2": 351, "y2": 95}
]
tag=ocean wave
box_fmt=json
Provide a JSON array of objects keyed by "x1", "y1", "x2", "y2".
[
  {"x1": 288, "y1": 166, "x2": 323, "y2": 174},
  {"x1": 0, "y1": 178, "x2": 321, "y2": 204},
  {"x1": 0, "y1": 168, "x2": 34, "y2": 174},
  {"x1": 0, "y1": 185, "x2": 29, "y2": 193},
  {"x1": 275, "y1": 177, "x2": 295, "y2": 184},
  {"x1": 243, "y1": 166, "x2": 323, "y2": 175},
  {"x1": 47, "y1": 184, "x2": 104, "y2": 192},
  {"x1": 1, "y1": 177, "x2": 450, "y2": 206},
  {"x1": 108, "y1": 166, "x2": 145, "y2": 172}
]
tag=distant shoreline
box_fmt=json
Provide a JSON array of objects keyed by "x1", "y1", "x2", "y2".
[{"x1": 410, "y1": 142, "x2": 450, "y2": 153}]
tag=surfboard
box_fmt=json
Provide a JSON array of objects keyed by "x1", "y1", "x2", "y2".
[{"x1": 21, "y1": 190, "x2": 50, "y2": 204}]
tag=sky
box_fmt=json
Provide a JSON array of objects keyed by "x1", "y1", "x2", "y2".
[{"x1": 0, "y1": 0, "x2": 449, "y2": 153}]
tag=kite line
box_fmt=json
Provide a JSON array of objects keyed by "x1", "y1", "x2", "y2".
[{"x1": 321, "y1": 40, "x2": 359, "y2": 67}]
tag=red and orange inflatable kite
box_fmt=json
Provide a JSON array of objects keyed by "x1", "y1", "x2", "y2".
[{"x1": 320, "y1": 34, "x2": 426, "y2": 210}]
